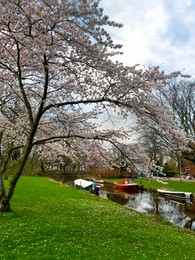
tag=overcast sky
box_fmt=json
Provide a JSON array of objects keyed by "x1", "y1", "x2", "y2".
[{"x1": 100, "y1": 0, "x2": 195, "y2": 77}]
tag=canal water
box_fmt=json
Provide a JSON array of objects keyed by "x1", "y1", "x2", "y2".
[
  {"x1": 99, "y1": 183, "x2": 195, "y2": 231},
  {"x1": 63, "y1": 178, "x2": 195, "y2": 231}
]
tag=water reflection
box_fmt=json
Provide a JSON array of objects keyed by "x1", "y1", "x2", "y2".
[{"x1": 99, "y1": 183, "x2": 195, "y2": 231}]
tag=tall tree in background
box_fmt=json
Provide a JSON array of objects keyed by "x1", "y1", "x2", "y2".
[
  {"x1": 137, "y1": 79, "x2": 194, "y2": 168},
  {"x1": 0, "y1": 0, "x2": 180, "y2": 212},
  {"x1": 158, "y1": 80, "x2": 195, "y2": 162},
  {"x1": 158, "y1": 80, "x2": 195, "y2": 136}
]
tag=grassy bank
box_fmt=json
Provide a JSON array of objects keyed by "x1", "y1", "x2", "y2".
[
  {"x1": 106, "y1": 177, "x2": 195, "y2": 194},
  {"x1": 0, "y1": 177, "x2": 195, "y2": 259},
  {"x1": 135, "y1": 178, "x2": 195, "y2": 194}
]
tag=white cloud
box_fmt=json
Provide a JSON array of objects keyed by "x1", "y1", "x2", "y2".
[{"x1": 100, "y1": 0, "x2": 195, "y2": 76}]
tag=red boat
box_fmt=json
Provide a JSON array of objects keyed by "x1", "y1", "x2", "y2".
[{"x1": 114, "y1": 178, "x2": 138, "y2": 193}]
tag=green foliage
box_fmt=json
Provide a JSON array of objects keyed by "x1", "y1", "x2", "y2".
[
  {"x1": 0, "y1": 177, "x2": 195, "y2": 259},
  {"x1": 5, "y1": 160, "x2": 18, "y2": 176},
  {"x1": 163, "y1": 162, "x2": 175, "y2": 177},
  {"x1": 32, "y1": 167, "x2": 44, "y2": 176},
  {"x1": 5, "y1": 160, "x2": 43, "y2": 177}
]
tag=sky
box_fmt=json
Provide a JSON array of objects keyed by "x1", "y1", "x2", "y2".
[{"x1": 100, "y1": 0, "x2": 195, "y2": 77}]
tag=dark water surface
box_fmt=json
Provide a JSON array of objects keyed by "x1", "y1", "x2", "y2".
[{"x1": 99, "y1": 183, "x2": 195, "y2": 231}]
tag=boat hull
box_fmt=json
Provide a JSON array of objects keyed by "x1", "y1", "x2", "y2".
[
  {"x1": 114, "y1": 183, "x2": 138, "y2": 193},
  {"x1": 114, "y1": 179, "x2": 138, "y2": 193},
  {"x1": 157, "y1": 189, "x2": 193, "y2": 200},
  {"x1": 74, "y1": 179, "x2": 100, "y2": 195}
]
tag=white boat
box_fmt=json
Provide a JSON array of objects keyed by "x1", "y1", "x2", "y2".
[
  {"x1": 74, "y1": 179, "x2": 100, "y2": 195},
  {"x1": 157, "y1": 189, "x2": 193, "y2": 200}
]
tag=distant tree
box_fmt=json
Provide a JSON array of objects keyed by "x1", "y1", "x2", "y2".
[
  {"x1": 158, "y1": 79, "x2": 195, "y2": 163},
  {"x1": 138, "y1": 126, "x2": 164, "y2": 164},
  {"x1": 110, "y1": 142, "x2": 155, "y2": 175},
  {"x1": 85, "y1": 143, "x2": 112, "y2": 167},
  {"x1": 137, "y1": 78, "x2": 194, "y2": 168},
  {"x1": 158, "y1": 80, "x2": 195, "y2": 136}
]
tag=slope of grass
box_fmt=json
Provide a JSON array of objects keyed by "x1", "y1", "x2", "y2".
[
  {"x1": 135, "y1": 178, "x2": 195, "y2": 193},
  {"x1": 0, "y1": 176, "x2": 195, "y2": 259}
]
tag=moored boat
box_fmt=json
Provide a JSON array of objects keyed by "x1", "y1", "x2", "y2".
[
  {"x1": 157, "y1": 189, "x2": 193, "y2": 200},
  {"x1": 74, "y1": 179, "x2": 100, "y2": 195},
  {"x1": 114, "y1": 178, "x2": 138, "y2": 193}
]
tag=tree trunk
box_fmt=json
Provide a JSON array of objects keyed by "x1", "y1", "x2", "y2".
[
  {"x1": 4, "y1": 172, "x2": 8, "y2": 180},
  {"x1": 40, "y1": 160, "x2": 45, "y2": 173},
  {"x1": 0, "y1": 141, "x2": 33, "y2": 212},
  {"x1": 0, "y1": 197, "x2": 11, "y2": 212},
  {"x1": 0, "y1": 174, "x2": 5, "y2": 200}
]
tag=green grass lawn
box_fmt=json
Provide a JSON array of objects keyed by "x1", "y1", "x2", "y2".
[
  {"x1": 135, "y1": 178, "x2": 195, "y2": 194},
  {"x1": 0, "y1": 176, "x2": 195, "y2": 260}
]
